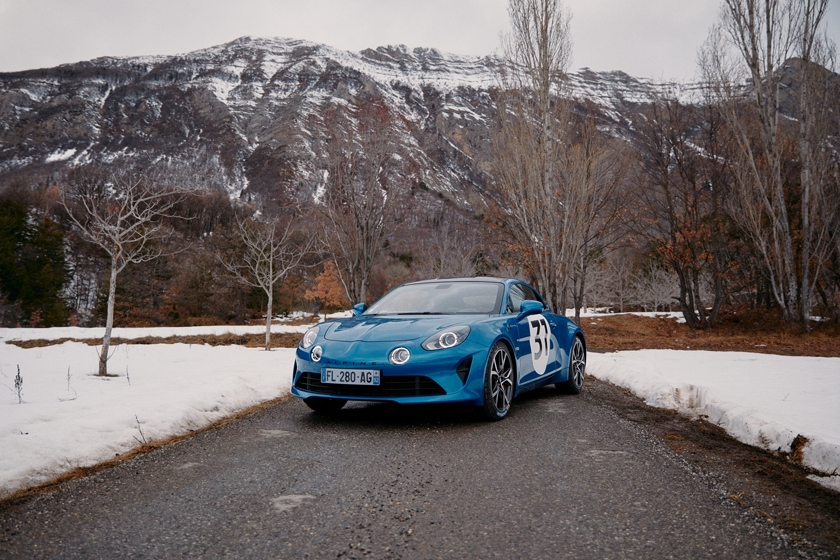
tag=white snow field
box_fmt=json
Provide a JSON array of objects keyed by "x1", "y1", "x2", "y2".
[
  {"x1": 0, "y1": 340, "x2": 295, "y2": 499},
  {"x1": 0, "y1": 321, "x2": 312, "y2": 343},
  {"x1": 1, "y1": 320, "x2": 838, "y2": 498},
  {"x1": 588, "y1": 350, "x2": 840, "y2": 489}
]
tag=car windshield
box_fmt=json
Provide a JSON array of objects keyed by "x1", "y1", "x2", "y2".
[{"x1": 364, "y1": 281, "x2": 505, "y2": 315}]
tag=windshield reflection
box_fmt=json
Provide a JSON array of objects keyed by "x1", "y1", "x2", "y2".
[{"x1": 364, "y1": 282, "x2": 505, "y2": 316}]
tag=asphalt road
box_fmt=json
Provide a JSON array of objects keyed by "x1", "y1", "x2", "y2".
[{"x1": 0, "y1": 386, "x2": 806, "y2": 559}]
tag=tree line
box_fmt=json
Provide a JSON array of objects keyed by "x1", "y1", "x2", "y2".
[
  {"x1": 490, "y1": 0, "x2": 840, "y2": 330},
  {"x1": 1, "y1": 0, "x2": 838, "y2": 346}
]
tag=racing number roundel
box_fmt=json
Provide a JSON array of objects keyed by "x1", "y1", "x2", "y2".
[{"x1": 528, "y1": 314, "x2": 551, "y2": 375}]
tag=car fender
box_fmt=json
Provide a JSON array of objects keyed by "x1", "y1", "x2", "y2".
[
  {"x1": 462, "y1": 320, "x2": 521, "y2": 401},
  {"x1": 550, "y1": 318, "x2": 585, "y2": 385}
]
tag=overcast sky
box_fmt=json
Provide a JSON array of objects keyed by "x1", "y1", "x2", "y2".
[{"x1": 1, "y1": 0, "x2": 838, "y2": 80}]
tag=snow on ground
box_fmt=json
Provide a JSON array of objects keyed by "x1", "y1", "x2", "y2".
[
  {"x1": 808, "y1": 474, "x2": 840, "y2": 492},
  {"x1": 575, "y1": 309, "x2": 686, "y2": 323},
  {"x1": 0, "y1": 312, "x2": 349, "y2": 343},
  {"x1": 588, "y1": 350, "x2": 840, "y2": 484},
  {"x1": 0, "y1": 341, "x2": 295, "y2": 499},
  {"x1": 0, "y1": 323, "x2": 308, "y2": 343}
]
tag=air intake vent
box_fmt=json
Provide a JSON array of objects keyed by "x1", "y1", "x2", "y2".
[
  {"x1": 295, "y1": 372, "x2": 446, "y2": 397},
  {"x1": 456, "y1": 357, "x2": 472, "y2": 384}
]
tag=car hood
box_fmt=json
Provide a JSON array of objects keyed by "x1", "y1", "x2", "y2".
[{"x1": 322, "y1": 315, "x2": 477, "y2": 343}]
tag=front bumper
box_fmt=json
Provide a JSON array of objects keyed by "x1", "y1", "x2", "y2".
[{"x1": 291, "y1": 338, "x2": 488, "y2": 405}]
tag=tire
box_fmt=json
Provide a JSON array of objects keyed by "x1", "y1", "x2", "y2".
[
  {"x1": 557, "y1": 335, "x2": 585, "y2": 394},
  {"x1": 482, "y1": 341, "x2": 514, "y2": 421},
  {"x1": 304, "y1": 397, "x2": 347, "y2": 413}
]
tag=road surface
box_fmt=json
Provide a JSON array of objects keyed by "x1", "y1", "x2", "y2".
[{"x1": 0, "y1": 383, "x2": 814, "y2": 559}]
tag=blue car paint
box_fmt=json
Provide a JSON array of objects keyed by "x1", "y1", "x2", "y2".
[{"x1": 292, "y1": 278, "x2": 585, "y2": 407}]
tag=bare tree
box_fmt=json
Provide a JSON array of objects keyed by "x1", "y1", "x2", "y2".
[
  {"x1": 632, "y1": 95, "x2": 731, "y2": 328},
  {"x1": 699, "y1": 0, "x2": 835, "y2": 327},
  {"x1": 413, "y1": 214, "x2": 480, "y2": 280},
  {"x1": 583, "y1": 260, "x2": 609, "y2": 312},
  {"x1": 316, "y1": 97, "x2": 404, "y2": 304},
  {"x1": 491, "y1": 0, "x2": 573, "y2": 312},
  {"x1": 492, "y1": 0, "x2": 624, "y2": 322},
  {"x1": 59, "y1": 166, "x2": 192, "y2": 375},
  {"x1": 633, "y1": 267, "x2": 679, "y2": 313},
  {"x1": 584, "y1": 251, "x2": 635, "y2": 313},
  {"x1": 817, "y1": 62, "x2": 840, "y2": 321},
  {"x1": 563, "y1": 112, "x2": 626, "y2": 323},
  {"x1": 220, "y1": 215, "x2": 310, "y2": 350},
  {"x1": 606, "y1": 253, "x2": 635, "y2": 313}
]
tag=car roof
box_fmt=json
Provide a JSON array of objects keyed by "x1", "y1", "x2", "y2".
[{"x1": 405, "y1": 277, "x2": 510, "y2": 285}]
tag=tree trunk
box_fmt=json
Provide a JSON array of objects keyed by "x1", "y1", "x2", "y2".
[
  {"x1": 265, "y1": 288, "x2": 273, "y2": 351},
  {"x1": 799, "y1": 63, "x2": 814, "y2": 331},
  {"x1": 676, "y1": 270, "x2": 697, "y2": 329},
  {"x1": 573, "y1": 258, "x2": 586, "y2": 325},
  {"x1": 99, "y1": 257, "x2": 118, "y2": 376}
]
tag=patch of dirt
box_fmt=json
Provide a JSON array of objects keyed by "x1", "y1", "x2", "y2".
[
  {"x1": 584, "y1": 377, "x2": 840, "y2": 557},
  {"x1": 584, "y1": 313, "x2": 840, "y2": 357},
  {"x1": 8, "y1": 332, "x2": 304, "y2": 349}
]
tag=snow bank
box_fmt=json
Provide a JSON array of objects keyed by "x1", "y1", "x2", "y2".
[
  {"x1": 588, "y1": 350, "x2": 840, "y2": 477},
  {"x1": 0, "y1": 342, "x2": 295, "y2": 499},
  {"x1": 576, "y1": 310, "x2": 686, "y2": 323},
  {"x1": 0, "y1": 312, "x2": 352, "y2": 343},
  {"x1": 807, "y1": 475, "x2": 840, "y2": 492},
  {"x1": 0, "y1": 323, "x2": 312, "y2": 342}
]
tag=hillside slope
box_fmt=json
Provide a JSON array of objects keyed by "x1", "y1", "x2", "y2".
[{"x1": 0, "y1": 36, "x2": 688, "y2": 209}]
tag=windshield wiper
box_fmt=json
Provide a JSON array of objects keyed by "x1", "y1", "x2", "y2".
[{"x1": 391, "y1": 311, "x2": 445, "y2": 315}]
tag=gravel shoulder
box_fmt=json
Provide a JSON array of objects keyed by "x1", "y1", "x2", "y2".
[{"x1": 583, "y1": 377, "x2": 840, "y2": 557}]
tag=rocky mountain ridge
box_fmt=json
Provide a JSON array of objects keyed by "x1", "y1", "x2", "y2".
[{"x1": 0, "y1": 36, "x2": 703, "y2": 208}]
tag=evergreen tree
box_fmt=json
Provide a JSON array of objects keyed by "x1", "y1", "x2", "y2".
[{"x1": 0, "y1": 196, "x2": 70, "y2": 326}]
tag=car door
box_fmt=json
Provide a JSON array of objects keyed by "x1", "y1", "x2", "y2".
[{"x1": 508, "y1": 283, "x2": 561, "y2": 386}]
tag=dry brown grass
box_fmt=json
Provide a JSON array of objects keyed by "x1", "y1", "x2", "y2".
[
  {"x1": 8, "y1": 312, "x2": 839, "y2": 357},
  {"x1": 584, "y1": 312, "x2": 840, "y2": 357},
  {"x1": 8, "y1": 332, "x2": 304, "y2": 349}
]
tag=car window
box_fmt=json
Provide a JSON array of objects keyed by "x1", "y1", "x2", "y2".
[
  {"x1": 364, "y1": 281, "x2": 505, "y2": 315},
  {"x1": 505, "y1": 284, "x2": 527, "y2": 314},
  {"x1": 520, "y1": 284, "x2": 539, "y2": 303}
]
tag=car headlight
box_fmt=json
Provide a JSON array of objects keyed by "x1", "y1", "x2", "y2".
[
  {"x1": 311, "y1": 345, "x2": 322, "y2": 362},
  {"x1": 421, "y1": 326, "x2": 470, "y2": 351},
  {"x1": 301, "y1": 326, "x2": 319, "y2": 349},
  {"x1": 389, "y1": 347, "x2": 410, "y2": 365}
]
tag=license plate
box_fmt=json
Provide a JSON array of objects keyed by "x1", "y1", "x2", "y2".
[{"x1": 321, "y1": 368, "x2": 380, "y2": 386}]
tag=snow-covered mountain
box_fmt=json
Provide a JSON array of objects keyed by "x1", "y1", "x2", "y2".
[{"x1": 0, "y1": 36, "x2": 693, "y2": 208}]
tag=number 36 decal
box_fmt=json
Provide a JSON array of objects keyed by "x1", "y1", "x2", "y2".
[{"x1": 528, "y1": 314, "x2": 551, "y2": 375}]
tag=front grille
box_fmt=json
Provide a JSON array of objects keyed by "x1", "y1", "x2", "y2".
[{"x1": 295, "y1": 372, "x2": 446, "y2": 397}]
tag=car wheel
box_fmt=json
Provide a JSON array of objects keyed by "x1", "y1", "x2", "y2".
[
  {"x1": 304, "y1": 397, "x2": 347, "y2": 413},
  {"x1": 557, "y1": 335, "x2": 585, "y2": 394},
  {"x1": 482, "y1": 341, "x2": 514, "y2": 421}
]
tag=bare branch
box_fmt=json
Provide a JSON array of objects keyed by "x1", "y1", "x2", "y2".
[
  {"x1": 58, "y1": 165, "x2": 196, "y2": 374},
  {"x1": 219, "y1": 213, "x2": 313, "y2": 350}
]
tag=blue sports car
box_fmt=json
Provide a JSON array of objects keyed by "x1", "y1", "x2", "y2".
[{"x1": 292, "y1": 277, "x2": 586, "y2": 420}]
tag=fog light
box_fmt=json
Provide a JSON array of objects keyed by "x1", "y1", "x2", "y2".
[
  {"x1": 389, "y1": 347, "x2": 410, "y2": 365},
  {"x1": 311, "y1": 345, "x2": 322, "y2": 362}
]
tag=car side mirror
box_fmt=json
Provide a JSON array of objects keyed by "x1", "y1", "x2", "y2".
[
  {"x1": 352, "y1": 302, "x2": 366, "y2": 316},
  {"x1": 516, "y1": 300, "x2": 545, "y2": 321}
]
